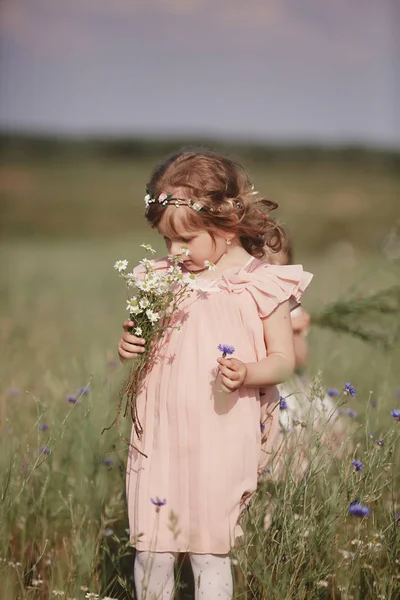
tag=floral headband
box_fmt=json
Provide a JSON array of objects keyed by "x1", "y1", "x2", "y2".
[
  {"x1": 144, "y1": 190, "x2": 203, "y2": 212},
  {"x1": 144, "y1": 189, "x2": 247, "y2": 213}
]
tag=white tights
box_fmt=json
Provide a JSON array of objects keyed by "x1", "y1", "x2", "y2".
[{"x1": 134, "y1": 551, "x2": 233, "y2": 599}]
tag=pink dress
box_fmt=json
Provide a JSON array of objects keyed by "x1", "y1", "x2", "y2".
[{"x1": 126, "y1": 256, "x2": 312, "y2": 554}]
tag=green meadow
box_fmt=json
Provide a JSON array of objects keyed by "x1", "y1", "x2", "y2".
[{"x1": 1, "y1": 141, "x2": 400, "y2": 599}]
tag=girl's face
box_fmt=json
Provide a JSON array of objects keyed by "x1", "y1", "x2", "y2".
[{"x1": 157, "y1": 207, "x2": 231, "y2": 273}]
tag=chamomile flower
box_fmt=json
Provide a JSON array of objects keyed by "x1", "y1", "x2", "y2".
[
  {"x1": 204, "y1": 260, "x2": 217, "y2": 271},
  {"x1": 134, "y1": 327, "x2": 143, "y2": 336},
  {"x1": 146, "y1": 309, "x2": 160, "y2": 324},
  {"x1": 180, "y1": 245, "x2": 191, "y2": 256},
  {"x1": 140, "y1": 243, "x2": 156, "y2": 254},
  {"x1": 139, "y1": 258, "x2": 155, "y2": 270},
  {"x1": 126, "y1": 298, "x2": 142, "y2": 315},
  {"x1": 114, "y1": 259, "x2": 128, "y2": 272},
  {"x1": 139, "y1": 298, "x2": 150, "y2": 309}
]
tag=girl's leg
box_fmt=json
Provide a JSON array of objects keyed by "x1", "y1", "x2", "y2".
[
  {"x1": 189, "y1": 553, "x2": 233, "y2": 600},
  {"x1": 134, "y1": 551, "x2": 176, "y2": 599}
]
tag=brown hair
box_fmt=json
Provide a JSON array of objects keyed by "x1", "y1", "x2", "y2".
[{"x1": 145, "y1": 149, "x2": 287, "y2": 258}]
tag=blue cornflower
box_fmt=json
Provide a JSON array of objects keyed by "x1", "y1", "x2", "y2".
[
  {"x1": 217, "y1": 344, "x2": 235, "y2": 357},
  {"x1": 39, "y1": 423, "x2": 48, "y2": 431},
  {"x1": 101, "y1": 457, "x2": 114, "y2": 467},
  {"x1": 102, "y1": 529, "x2": 114, "y2": 537},
  {"x1": 77, "y1": 386, "x2": 90, "y2": 396},
  {"x1": 8, "y1": 387, "x2": 20, "y2": 397},
  {"x1": 151, "y1": 497, "x2": 167, "y2": 508},
  {"x1": 346, "y1": 408, "x2": 357, "y2": 418},
  {"x1": 344, "y1": 382, "x2": 357, "y2": 397},
  {"x1": 352, "y1": 459, "x2": 364, "y2": 471},
  {"x1": 66, "y1": 394, "x2": 78, "y2": 404},
  {"x1": 391, "y1": 409, "x2": 400, "y2": 422},
  {"x1": 39, "y1": 446, "x2": 52, "y2": 456},
  {"x1": 327, "y1": 388, "x2": 339, "y2": 397},
  {"x1": 349, "y1": 500, "x2": 370, "y2": 517},
  {"x1": 279, "y1": 396, "x2": 288, "y2": 410},
  {"x1": 260, "y1": 423, "x2": 265, "y2": 432},
  {"x1": 376, "y1": 440, "x2": 385, "y2": 447},
  {"x1": 263, "y1": 468, "x2": 271, "y2": 474}
]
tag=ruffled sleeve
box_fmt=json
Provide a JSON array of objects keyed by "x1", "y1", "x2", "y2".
[{"x1": 219, "y1": 261, "x2": 313, "y2": 318}]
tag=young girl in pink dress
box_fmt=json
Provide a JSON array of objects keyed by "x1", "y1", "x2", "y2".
[{"x1": 117, "y1": 150, "x2": 312, "y2": 599}]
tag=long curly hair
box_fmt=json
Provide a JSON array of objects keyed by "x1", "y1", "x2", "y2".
[{"x1": 145, "y1": 149, "x2": 287, "y2": 258}]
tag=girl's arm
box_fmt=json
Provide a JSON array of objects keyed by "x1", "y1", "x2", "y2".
[{"x1": 244, "y1": 300, "x2": 295, "y2": 387}]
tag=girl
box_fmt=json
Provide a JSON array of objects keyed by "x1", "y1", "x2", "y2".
[
  {"x1": 117, "y1": 150, "x2": 312, "y2": 599},
  {"x1": 261, "y1": 242, "x2": 347, "y2": 482}
]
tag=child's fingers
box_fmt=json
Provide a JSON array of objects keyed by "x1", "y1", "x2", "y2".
[
  {"x1": 120, "y1": 340, "x2": 145, "y2": 354},
  {"x1": 219, "y1": 365, "x2": 241, "y2": 381},
  {"x1": 122, "y1": 320, "x2": 134, "y2": 330},
  {"x1": 122, "y1": 332, "x2": 146, "y2": 345}
]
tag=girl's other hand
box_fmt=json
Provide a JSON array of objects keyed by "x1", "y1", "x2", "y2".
[
  {"x1": 291, "y1": 310, "x2": 310, "y2": 336},
  {"x1": 117, "y1": 320, "x2": 146, "y2": 362},
  {"x1": 217, "y1": 357, "x2": 247, "y2": 393}
]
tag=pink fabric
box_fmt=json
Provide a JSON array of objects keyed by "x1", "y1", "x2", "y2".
[{"x1": 126, "y1": 256, "x2": 313, "y2": 553}]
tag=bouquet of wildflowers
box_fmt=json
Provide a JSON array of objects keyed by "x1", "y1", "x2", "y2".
[
  {"x1": 311, "y1": 284, "x2": 400, "y2": 350},
  {"x1": 106, "y1": 244, "x2": 196, "y2": 451}
]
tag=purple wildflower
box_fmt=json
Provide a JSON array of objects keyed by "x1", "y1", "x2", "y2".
[
  {"x1": 260, "y1": 423, "x2": 265, "y2": 432},
  {"x1": 77, "y1": 386, "x2": 90, "y2": 396},
  {"x1": 391, "y1": 409, "x2": 400, "y2": 422},
  {"x1": 66, "y1": 394, "x2": 78, "y2": 404},
  {"x1": 279, "y1": 396, "x2": 288, "y2": 410},
  {"x1": 217, "y1": 344, "x2": 235, "y2": 358},
  {"x1": 349, "y1": 501, "x2": 370, "y2": 517},
  {"x1": 263, "y1": 468, "x2": 271, "y2": 474},
  {"x1": 352, "y1": 459, "x2": 364, "y2": 472},
  {"x1": 395, "y1": 513, "x2": 400, "y2": 525},
  {"x1": 39, "y1": 446, "x2": 52, "y2": 456},
  {"x1": 370, "y1": 398, "x2": 377, "y2": 408},
  {"x1": 345, "y1": 408, "x2": 357, "y2": 418},
  {"x1": 376, "y1": 440, "x2": 385, "y2": 447},
  {"x1": 102, "y1": 529, "x2": 114, "y2": 537},
  {"x1": 327, "y1": 388, "x2": 339, "y2": 397},
  {"x1": 151, "y1": 497, "x2": 167, "y2": 508},
  {"x1": 8, "y1": 387, "x2": 20, "y2": 397},
  {"x1": 101, "y1": 457, "x2": 114, "y2": 467},
  {"x1": 39, "y1": 423, "x2": 48, "y2": 431},
  {"x1": 344, "y1": 382, "x2": 357, "y2": 397}
]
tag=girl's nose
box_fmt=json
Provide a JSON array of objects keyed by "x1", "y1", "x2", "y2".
[{"x1": 169, "y1": 241, "x2": 183, "y2": 256}]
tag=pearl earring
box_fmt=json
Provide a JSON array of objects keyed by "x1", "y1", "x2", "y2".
[{"x1": 226, "y1": 239, "x2": 232, "y2": 246}]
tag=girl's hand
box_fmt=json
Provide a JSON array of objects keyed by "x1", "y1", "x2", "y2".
[
  {"x1": 117, "y1": 320, "x2": 146, "y2": 362},
  {"x1": 291, "y1": 310, "x2": 310, "y2": 336},
  {"x1": 217, "y1": 357, "x2": 247, "y2": 393}
]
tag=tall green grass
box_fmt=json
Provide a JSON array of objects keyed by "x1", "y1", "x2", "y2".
[{"x1": 1, "y1": 237, "x2": 399, "y2": 599}]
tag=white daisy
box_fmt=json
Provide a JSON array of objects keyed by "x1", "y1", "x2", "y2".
[
  {"x1": 134, "y1": 327, "x2": 143, "y2": 336},
  {"x1": 139, "y1": 298, "x2": 149, "y2": 309},
  {"x1": 204, "y1": 260, "x2": 217, "y2": 271},
  {"x1": 113, "y1": 259, "x2": 128, "y2": 272},
  {"x1": 180, "y1": 245, "x2": 191, "y2": 256},
  {"x1": 126, "y1": 298, "x2": 142, "y2": 315},
  {"x1": 139, "y1": 258, "x2": 155, "y2": 269},
  {"x1": 146, "y1": 309, "x2": 160, "y2": 324},
  {"x1": 140, "y1": 243, "x2": 156, "y2": 254}
]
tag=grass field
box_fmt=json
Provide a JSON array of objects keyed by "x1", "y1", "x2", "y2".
[{"x1": 1, "y1": 149, "x2": 400, "y2": 599}]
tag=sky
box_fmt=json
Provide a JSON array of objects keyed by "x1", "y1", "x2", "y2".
[{"x1": 0, "y1": 0, "x2": 399, "y2": 147}]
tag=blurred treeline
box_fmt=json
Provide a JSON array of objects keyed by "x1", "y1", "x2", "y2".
[
  {"x1": 1, "y1": 132, "x2": 400, "y2": 165},
  {"x1": 1, "y1": 133, "x2": 399, "y2": 257}
]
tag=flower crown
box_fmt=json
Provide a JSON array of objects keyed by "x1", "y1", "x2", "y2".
[{"x1": 144, "y1": 190, "x2": 203, "y2": 212}]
